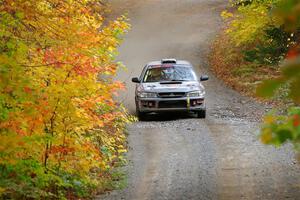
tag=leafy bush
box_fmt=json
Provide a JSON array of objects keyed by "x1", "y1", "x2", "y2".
[
  {"x1": 256, "y1": 0, "x2": 300, "y2": 150},
  {"x1": 0, "y1": 160, "x2": 99, "y2": 199},
  {"x1": 220, "y1": 0, "x2": 300, "y2": 149},
  {"x1": 261, "y1": 107, "x2": 300, "y2": 150},
  {"x1": 243, "y1": 27, "x2": 295, "y2": 65},
  {"x1": 222, "y1": 0, "x2": 277, "y2": 46}
]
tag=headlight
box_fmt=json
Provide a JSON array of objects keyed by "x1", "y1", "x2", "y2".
[
  {"x1": 137, "y1": 92, "x2": 157, "y2": 98},
  {"x1": 187, "y1": 90, "x2": 205, "y2": 97}
]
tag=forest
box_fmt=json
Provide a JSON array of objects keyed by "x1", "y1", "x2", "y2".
[{"x1": 0, "y1": 0, "x2": 131, "y2": 198}]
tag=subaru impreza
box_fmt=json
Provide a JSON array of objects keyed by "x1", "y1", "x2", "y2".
[{"x1": 132, "y1": 59, "x2": 209, "y2": 120}]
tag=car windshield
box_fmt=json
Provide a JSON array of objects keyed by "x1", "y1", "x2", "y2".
[{"x1": 143, "y1": 65, "x2": 197, "y2": 82}]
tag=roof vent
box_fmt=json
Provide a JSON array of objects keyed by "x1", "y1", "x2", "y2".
[{"x1": 161, "y1": 58, "x2": 177, "y2": 64}]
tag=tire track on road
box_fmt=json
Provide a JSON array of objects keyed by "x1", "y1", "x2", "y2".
[{"x1": 206, "y1": 120, "x2": 256, "y2": 200}]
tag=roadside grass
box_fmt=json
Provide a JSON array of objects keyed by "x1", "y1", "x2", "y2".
[{"x1": 109, "y1": 170, "x2": 128, "y2": 190}]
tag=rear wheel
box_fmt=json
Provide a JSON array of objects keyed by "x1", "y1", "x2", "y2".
[{"x1": 197, "y1": 109, "x2": 206, "y2": 118}]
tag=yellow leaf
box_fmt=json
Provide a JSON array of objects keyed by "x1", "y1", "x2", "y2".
[{"x1": 261, "y1": 130, "x2": 273, "y2": 144}]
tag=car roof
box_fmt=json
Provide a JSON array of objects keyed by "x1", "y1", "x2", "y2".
[{"x1": 146, "y1": 59, "x2": 192, "y2": 66}]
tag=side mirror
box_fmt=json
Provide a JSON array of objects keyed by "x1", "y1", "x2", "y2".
[
  {"x1": 200, "y1": 75, "x2": 209, "y2": 81},
  {"x1": 132, "y1": 77, "x2": 140, "y2": 83}
]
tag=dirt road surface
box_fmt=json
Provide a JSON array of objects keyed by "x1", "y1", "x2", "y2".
[{"x1": 99, "y1": 0, "x2": 300, "y2": 199}]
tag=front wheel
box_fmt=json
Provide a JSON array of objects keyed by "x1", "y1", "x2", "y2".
[
  {"x1": 136, "y1": 104, "x2": 147, "y2": 121},
  {"x1": 137, "y1": 110, "x2": 147, "y2": 121},
  {"x1": 197, "y1": 109, "x2": 206, "y2": 118}
]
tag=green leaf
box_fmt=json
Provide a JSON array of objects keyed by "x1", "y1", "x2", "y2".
[
  {"x1": 276, "y1": 129, "x2": 293, "y2": 143},
  {"x1": 288, "y1": 106, "x2": 300, "y2": 115}
]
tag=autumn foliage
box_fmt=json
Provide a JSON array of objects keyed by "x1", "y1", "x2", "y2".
[
  {"x1": 0, "y1": 0, "x2": 130, "y2": 198},
  {"x1": 212, "y1": 0, "x2": 300, "y2": 149}
]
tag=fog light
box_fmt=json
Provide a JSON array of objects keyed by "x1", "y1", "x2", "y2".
[{"x1": 197, "y1": 99, "x2": 203, "y2": 104}]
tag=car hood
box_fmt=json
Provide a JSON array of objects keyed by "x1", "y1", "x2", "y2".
[{"x1": 138, "y1": 81, "x2": 204, "y2": 93}]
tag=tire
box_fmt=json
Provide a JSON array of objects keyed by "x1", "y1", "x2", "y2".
[
  {"x1": 137, "y1": 110, "x2": 147, "y2": 121},
  {"x1": 197, "y1": 109, "x2": 206, "y2": 118},
  {"x1": 136, "y1": 105, "x2": 147, "y2": 121}
]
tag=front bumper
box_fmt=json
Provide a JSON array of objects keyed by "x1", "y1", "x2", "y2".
[{"x1": 136, "y1": 96, "x2": 206, "y2": 113}]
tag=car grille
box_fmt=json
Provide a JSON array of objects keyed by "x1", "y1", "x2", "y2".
[
  {"x1": 158, "y1": 100, "x2": 187, "y2": 108},
  {"x1": 158, "y1": 92, "x2": 186, "y2": 98}
]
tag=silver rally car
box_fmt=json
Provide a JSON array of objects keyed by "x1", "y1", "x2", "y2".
[{"x1": 132, "y1": 59, "x2": 209, "y2": 120}]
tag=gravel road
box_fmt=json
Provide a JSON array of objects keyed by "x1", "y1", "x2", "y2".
[{"x1": 99, "y1": 0, "x2": 300, "y2": 199}]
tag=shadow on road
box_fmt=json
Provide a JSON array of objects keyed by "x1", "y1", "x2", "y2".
[{"x1": 139, "y1": 112, "x2": 197, "y2": 122}]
